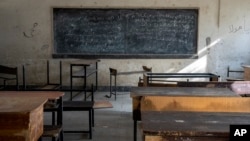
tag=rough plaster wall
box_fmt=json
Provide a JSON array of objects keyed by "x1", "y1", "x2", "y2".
[
  {"x1": 0, "y1": 0, "x2": 249, "y2": 86},
  {"x1": 208, "y1": 0, "x2": 250, "y2": 80}
]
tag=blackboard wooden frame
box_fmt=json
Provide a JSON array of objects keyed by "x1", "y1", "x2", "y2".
[{"x1": 52, "y1": 8, "x2": 199, "y2": 59}]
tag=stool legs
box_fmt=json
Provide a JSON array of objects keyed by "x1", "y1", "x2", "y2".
[
  {"x1": 114, "y1": 75, "x2": 117, "y2": 100},
  {"x1": 89, "y1": 109, "x2": 92, "y2": 139}
]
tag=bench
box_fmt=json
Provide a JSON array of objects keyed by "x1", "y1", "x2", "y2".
[
  {"x1": 139, "y1": 72, "x2": 220, "y2": 87},
  {"x1": 141, "y1": 96, "x2": 250, "y2": 141},
  {"x1": 0, "y1": 65, "x2": 19, "y2": 90},
  {"x1": 106, "y1": 66, "x2": 152, "y2": 100}
]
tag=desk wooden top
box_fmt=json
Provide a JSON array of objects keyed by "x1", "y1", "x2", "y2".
[
  {"x1": 130, "y1": 87, "x2": 237, "y2": 97},
  {"x1": 0, "y1": 91, "x2": 64, "y2": 100},
  {"x1": 69, "y1": 59, "x2": 100, "y2": 65},
  {"x1": 142, "y1": 111, "x2": 250, "y2": 137},
  {"x1": 0, "y1": 97, "x2": 47, "y2": 113}
]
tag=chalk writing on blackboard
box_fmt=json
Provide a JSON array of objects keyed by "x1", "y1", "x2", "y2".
[{"x1": 53, "y1": 9, "x2": 198, "y2": 59}]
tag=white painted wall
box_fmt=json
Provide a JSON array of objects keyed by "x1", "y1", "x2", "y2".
[{"x1": 0, "y1": 0, "x2": 249, "y2": 87}]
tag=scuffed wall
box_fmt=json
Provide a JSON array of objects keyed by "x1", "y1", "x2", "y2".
[{"x1": 0, "y1": 0, "x2": 249, "y2": 87}]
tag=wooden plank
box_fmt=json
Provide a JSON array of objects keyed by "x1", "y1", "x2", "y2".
[
  {"x1": 0, "y1": 91, "x2": 64, "y2": 100},
  {"x1": 141, "y1": 96, "x2": 250, "y2": 113},
  {"x1": 0, "y1": 97, "x2": 47, "y2": 112},
  {"x1": 131, "y1": 87, "x2": 238, "y2": 121},
  {"x1": 93, "y1": 100, "x2": 113, "y2": 109},
  {"x1": 143, "y1": 73, "x2": 148, "y2": 87},
  {"x1": 138, "y1": 81, "x2": 178, "y2": 87},
  {"x1": 243, "y1": 65, "x2": 250, "y2": 80},
  {"x1": 177, "y1": 81, "x2": 232, "y2": 88},
  {"x1": 109, "y1": 66, "x2": 151, "y2": 76},
  {"x1": 142, "y1": 111, "x2": 250, "y2": 141},
  {"x1": 130, "y1": 87, "x2": 237, "y2": 97},
  {"x1": 29, "y1": 103, "x2": 44, "y2": 141},
  {"x1": 144, "y1": 135, "x2": 228, "y2": 141},
  {"x1": 138, "y1": 81, "x2": 250, "y2": 96},
  {"x1": 177, "y1": 81, "x2": 250, "y2": 96},
  {"x1": 142, "y1": 112, "x2": 250, "y2": 141},
  {"x1": 226, "y1": 78, "x2": 244, "y2": 81},
  {"x1": 144, "y1": 136, "x2": 163, "y2": 141},
  {"x1": 70, "y1": 59, "x2": 100, "y2": 65}
]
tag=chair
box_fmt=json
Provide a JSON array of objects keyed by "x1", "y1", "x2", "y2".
[
  {"x1": 0, "y1": 65, "x2": 19, "y2": 90},
  {"x1": 63, "y1": 84, "x2": 94, "y2": 139},
  {"x1": 23, "y1": 60, "x2": 62, "y2": 91}
]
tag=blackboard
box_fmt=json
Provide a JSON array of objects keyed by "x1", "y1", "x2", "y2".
[{"x1": 53, "y1": 8, "x2": 198, "y2": 59}]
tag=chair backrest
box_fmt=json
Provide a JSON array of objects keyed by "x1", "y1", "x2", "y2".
[
  {"x1": 0, "y1": 65, "x2": 18, "y2": 75},
  {"x1": 0, "y1": 65, "x2": 18, "y2": 90}
]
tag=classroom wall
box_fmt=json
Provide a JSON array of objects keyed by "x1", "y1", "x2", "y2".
[{"x1": 0, "y1": 0, "x2": 250, "y2": 88}]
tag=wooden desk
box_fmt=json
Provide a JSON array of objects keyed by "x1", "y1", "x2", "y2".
[
  {"x1": 0, "y1": 91, "x2": 64, "y2": 141},
  {"x1": 131, "y1": 87, "x2": 238, "y2": 120},
  {"x1": 130, "y1": 87, "x2": 238, "y2": 141},
  {"x1": 142, "y1": 111, "x2": 250, "y2": 141},
  {"x1": 140, "y1": 96, "x2": 250, "y2": 141}
]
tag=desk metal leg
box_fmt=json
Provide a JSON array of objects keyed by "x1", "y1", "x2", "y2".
[
  {"x1": 58, "y1": 96, "x2": 64, "y2": 141},
  {"x1": 70, "y1": 65, "x2": 73, "y2": 100},
  {"x1": 95, "y1": 62, "x2": 98, "y2": 91},
  {"x1": 106, "y1": 73, "x2": 112, "y2": 98},
  {"x1": 106, "y1": 73, "x2": 116, "y2": 99},
  {"x1": 134, "y1": 120, "x2": 137, "y2": 141},
  {"x1": 114, "y1": 75, "x2": 117, "y2": 100},
  {"x1": 89, "y1": 109, "x2": 92, "y2": 139},
  {"x1": 84, "y1": 66, "x2": 87, "y2": 100}
]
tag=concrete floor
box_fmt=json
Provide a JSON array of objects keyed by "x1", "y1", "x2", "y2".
[{"x1": 43, "y1": 91, "x2": 143, "y2": 141}]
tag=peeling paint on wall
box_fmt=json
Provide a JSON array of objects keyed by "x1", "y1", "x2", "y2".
[{"x1": 23, "y1": 22, "x2": 39, "y2": 38}]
